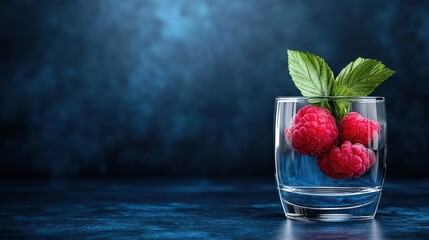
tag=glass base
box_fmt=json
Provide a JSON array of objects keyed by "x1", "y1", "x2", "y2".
[{"x1": 279, "y1": 186, "x2": 382, "y2": 222}]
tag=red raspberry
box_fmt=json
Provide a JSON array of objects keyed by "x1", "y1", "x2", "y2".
[
  {"x1": 339, "y1": 112, "x2": 381, "y2": 147},
  {"x1": 317, "y1": 141, "x2": 376, "y2": 179},
  {"x1": 284, "y1": 105, "x2": 338, "y2": 156}
]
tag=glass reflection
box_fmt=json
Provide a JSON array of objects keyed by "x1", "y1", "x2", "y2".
[{"x1": 277, "y1": 219, "x2": 383, "y2": 240}]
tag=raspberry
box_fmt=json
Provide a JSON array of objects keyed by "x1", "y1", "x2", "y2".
[
  {"x1": 339, "y1": 112, "x2": 380, "y2": 147},
  {"x1": 317, "y1": 141, "x2": 376, "y2": 179},
  {"x1": 284, "y1": 105, "x2": 338, "y2": 156}
]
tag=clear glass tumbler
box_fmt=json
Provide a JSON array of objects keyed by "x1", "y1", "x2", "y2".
[{"x1": 274, "y1": 96, "x2": 387, "y2": 221}]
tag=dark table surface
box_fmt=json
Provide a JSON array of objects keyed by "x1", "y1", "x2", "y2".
[{"x1": 1, "y1": 178, "x2": 428, "y2": 239}]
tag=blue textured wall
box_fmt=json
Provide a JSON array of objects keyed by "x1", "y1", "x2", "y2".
[{"x1": 1, "y1": 0, "x2": 428, "y2": 178}]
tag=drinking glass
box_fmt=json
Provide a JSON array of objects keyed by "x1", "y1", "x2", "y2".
[{"x1": 274, "y1": 96, "x2": 387, "y2": 221}]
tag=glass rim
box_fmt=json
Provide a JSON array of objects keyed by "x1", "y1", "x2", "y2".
[{"x1": 276, "y1": 96, "x2": 385, "y2": 102}]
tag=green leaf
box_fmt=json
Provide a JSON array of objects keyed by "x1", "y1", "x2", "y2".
[
  {"x1": 308, "y1": 97, "x2": 333, "y2": 112},
  {"x1": 330, "y1": 85, "x2": 353, "y2": 121},
  {"x1": 330, "y1": 99, "x2": 351, "y2": 122},
  {"x1": 286, "y1": 50, "x2": 394, "y2": 122},
  {"x1": 334, "y1": 57, "x2": 395, "y2": 96},
  {"x1": 287, "y1": 50, "x2": 334, "y2": 97}
]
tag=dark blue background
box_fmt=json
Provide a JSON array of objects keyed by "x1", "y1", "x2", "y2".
[{"x1": 1, "y1": 0, "x2": 428, "y2": 178}]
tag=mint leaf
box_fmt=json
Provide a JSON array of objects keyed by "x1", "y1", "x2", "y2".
[
  {"x1": 334, "y1": 57, "x2": 395, "y2": 96},
  {"x1": 287, "y1": 50, "x2": 334, "y2": 97}
]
